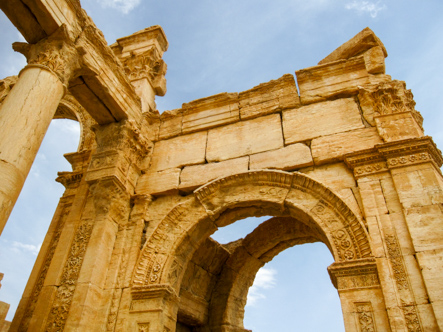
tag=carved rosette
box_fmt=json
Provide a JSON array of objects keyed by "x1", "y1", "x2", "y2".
[
  {"x1": 358, "y1": 80, "x2": 423, "y2": 130},
  {"x1": 345, "y1": 136, "x2": 443, "y2": 178}
]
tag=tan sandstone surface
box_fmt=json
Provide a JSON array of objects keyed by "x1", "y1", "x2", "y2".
[{"x1": 0, "y1": 2, "x2": 442, "y2": 331}]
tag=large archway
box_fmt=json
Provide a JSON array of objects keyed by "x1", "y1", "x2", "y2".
[{"x1": 131, "y1": 170, "x2": 389, "y2": 331}]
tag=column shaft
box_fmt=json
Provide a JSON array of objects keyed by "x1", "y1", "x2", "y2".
[{"x1": 0, "y1": 65, "x2": 64, "y2": 235}]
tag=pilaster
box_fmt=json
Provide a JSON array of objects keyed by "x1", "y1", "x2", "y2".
[{"x1": 345, "y1": 137, "x2": 443, "y2": 331}]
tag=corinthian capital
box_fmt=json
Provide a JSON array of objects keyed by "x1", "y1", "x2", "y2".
[
  {"x1": 111, "y1": 25, "x2": 169, "y2": 96},
  {"x1": 12, "y1": 24, "x2": 82, "y2": 86}
]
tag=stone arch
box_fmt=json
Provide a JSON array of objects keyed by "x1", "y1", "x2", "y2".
[
  {"x1": 133, "y1": 170, "x2": 372, "y2": 293},
  {"x1": 53, "y1": 93, "x2": 97, "y2": 151}
]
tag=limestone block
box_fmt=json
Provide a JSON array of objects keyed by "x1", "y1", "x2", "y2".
[
  {"x1": 150, "y1": 131, "x2": 207, "y2": 171},
  {"x1": 363, "y1": 46, "x2": 386, "y2": 74},
  {"x1": 375, "y1": 112, "x2": 424, "y2": 142},
  {"x1": 206, "y1": 114, "x2": 284, "y2": 162},
  {"x1": 239, "y1": 74, "x2": 300, "y2": 120},
  {"x1": 179, "y1": 157, "x2": 249, "y2": 192},
  {"x1": 299, "y1": 163, "x2": 356, "y2": 191},
  {"x1": 249, "y1": 143, "x2": 312, "y2": 171},
  {"x1": 136, "y1": 168, "x2": 181, "y2": 195},
  {"x1": 283, "y1": 98, "x2": 364, "y2": 144},
  {"x1": 319, "y1": 27, "x2": 387, "y2": 65},
  {"x1": 391, "y1": 164, "x2": 443, "y2": 209},
  {"x1": 296, "y1": 57, "x2": 370, "y2": 105},
  {"x1": 182, "y1": 93, "x2": 239, "y2": 134},
  {"x1": 404, "y1": 204, "x2": 443, "y2": 252},
  {"x1": 311, "y1": 128, "x2": 382, "y2": 165},
  {"x1": 158, "y1": 108, "x2": 182, "y2": 140}
]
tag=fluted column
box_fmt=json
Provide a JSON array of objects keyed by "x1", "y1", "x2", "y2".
[{"x1": 0, "y1": 25, "x2": 80, "y2": 235}]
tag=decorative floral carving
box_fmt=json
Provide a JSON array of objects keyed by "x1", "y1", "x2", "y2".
[
  {"x1": 356, "y1": 302, "x2": 376, "y2": 332},
  {"x1": 358, "y1": 80, "x2": 423, "y2": 130},
  {"x1": 385, "y1": 235, "x2": 409, "y2": 291},
  {"x1": 18, "y1": 205, "x2": 71, "y2": 332},
  {"x1": 45, "y1": 221, "x2": 94, "y2": 331},
  {"x1": 384, "y1": 235, "x2": 424, "y2": 331},
  {"x1": 29, "y1": 51, "x2": 66, "y2": 79},
  {"x1": 328, "y1": 258, "x2": 379, "y2": 291}
]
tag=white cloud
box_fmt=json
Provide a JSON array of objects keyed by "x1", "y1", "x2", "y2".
[
  {"x1": 96, "y1": 0, "x2": 141, "y2": 14},
  {"x1": 12, "y1": 241, "x2": 41, "y2": 256},
  {"x1": 345, "y1": 0, "x2": 386, "y2": 18},
  {"x1": 247, "y1": 267, "x2": 277, "y2": 306}
]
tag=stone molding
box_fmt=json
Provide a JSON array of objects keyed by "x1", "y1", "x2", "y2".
[
  {"x1": 345, "y1": 136, "x2": 443, "y2": 177},
  {"x1": 328, "y1": 258, "x2": 379, "y2": 290}
]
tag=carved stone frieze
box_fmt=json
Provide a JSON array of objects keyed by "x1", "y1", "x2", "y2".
[
  {"x1": 44, "y1": 221, "x2": 94, "y2": 331},
  {"x1": 17, "y1": 204, "x2": 72, "y2": 332},
  {"x1": 345, "y1": 136, "x2": 443, "y2": 177},
  {"x1": 328, "y1": 258, "x2": 379, "y2": 290},
  {"x1": 384, "y1": 234, "x2": 423, "y2": 331},
  {"x1": 355, "y1": 302, "x2": 376, "y2": 332}
]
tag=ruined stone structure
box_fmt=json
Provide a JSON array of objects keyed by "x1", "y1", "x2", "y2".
[{"x1": 0, "y1": 1, "x2": 443, "y2": 331}]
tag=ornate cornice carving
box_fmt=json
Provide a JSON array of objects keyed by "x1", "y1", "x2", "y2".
[
  {"x1": 345, "y1": 136, "x2": 443, "y2": 177},
  {"x1": 328, "y1": 258, "x2": 379, "y2": 290}
]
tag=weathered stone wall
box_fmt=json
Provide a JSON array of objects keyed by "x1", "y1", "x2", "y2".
[{"x1": 1, "y1": 17, "x2": 442, "y2": 332}]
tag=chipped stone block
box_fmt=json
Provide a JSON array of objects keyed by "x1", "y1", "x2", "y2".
[
  {"x1": 375, "y1": 112, "x2": 424, "y2": 142},
  {"x1": 182, "y1": 93, "x2": 239, "y2": 134},
  {"x1": 206, "y1": 113, "x2": 284, "y2": 162},
  {"x1": 283, "y1": 98, "x2": 364, "y2": 144},
  {"x1": 363, "y1": 46, "x2": 386, "y2": 74},
  {"x1": 319, "y1": 27, "x2": 387, "y2": 65},
  {"x1": 158, "y1": 108, "x2": 182, "y2": 140},
  {"x1": 311, "y1": 128, "x2": 382, "y2": 165},
  {"x1": 296, "y1": 57, "x2": 370, "y2": 105},
  {"x1": 299, "y1": 163, "x2": 356, "y2": 190},
  {"x1": 239, "y1": 74, "x2": 300, "y2": 120},
  {"x1": 404, "y1": 205, "x2": 443, "y2": 252},
  {"x1": 179, "y1": 157, "x2": 249, "y2": 192},
  {"x1": 136, "y1": 168, "x2": 181, "y2": 195},
  {"x1": 150, "y1": 131, "x2": 207, "y2": 171},
  {"x1": 249, "y1": 143, "x2": 312, "y2": 171}
]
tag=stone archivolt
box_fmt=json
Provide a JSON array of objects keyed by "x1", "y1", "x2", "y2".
[{"x1": 0, "y1": 5, "x2": 442, "y2": 331}]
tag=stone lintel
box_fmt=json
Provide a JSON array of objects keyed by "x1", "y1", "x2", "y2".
[
  {"x1": 319, "y1": 27, "x2": 387, "y2": 65},
  {"x1": 345, "y1": 136, "x2": 443, "y2": 177}
]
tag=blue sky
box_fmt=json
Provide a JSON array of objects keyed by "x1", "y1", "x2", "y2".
[{"x1": 0, "y1": 0, "x2": 442, "y2": 330}]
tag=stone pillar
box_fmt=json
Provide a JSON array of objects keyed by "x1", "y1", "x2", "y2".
[
  {"x1": 0, "y1": 24, "x2": 80, "y2": 235},
  {"x1": 345, "y1": 138, "x2": 442, "y2": 331},
  {"x1": 328, "y1": 258, "x2": 391, "y2": 332}
]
